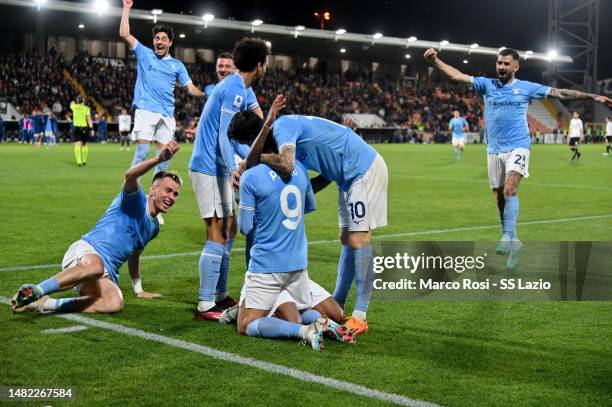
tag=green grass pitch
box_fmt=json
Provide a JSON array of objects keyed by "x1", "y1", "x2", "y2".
[{"x1": 1, "y1": 143, "x2": 611, "y2": 406}]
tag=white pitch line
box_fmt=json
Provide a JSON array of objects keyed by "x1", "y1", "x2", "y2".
[
  {"x1": 42, "y1": 325, "x2": 88, "y2": 334},
  {"x1": 1, "y1": 213, "x2": 611, "y2": 274},
  {"x1": 0, "y1": 297, "x2": 440, "y2": 407},
  {"x1": 403, "y1": 174, "x2": 612, "y2": 191}
]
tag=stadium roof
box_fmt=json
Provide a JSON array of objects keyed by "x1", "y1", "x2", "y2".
[{"x1": 1, "y1": 0, "x2": 572, "y2": 65}]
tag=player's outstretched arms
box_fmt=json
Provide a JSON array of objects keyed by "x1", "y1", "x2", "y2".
[
  {"x1": 548, "y1": 88, "x2": 612, "y2": 106},
  {"x1": 244, "y1": 95, "x2": 286, "y2": 170},
  {"x1": 124, "y1": 141, "x2": 180, "y2": 192},
  {"x1": 119, "y1": 0, "x2": 137, "y2": 49},
  {"x1": 128, "y1": 251, "x2": 162, "y2": 299},
  {"x1": 424, "y1": 48, "x2": 472, "y2": 84}
]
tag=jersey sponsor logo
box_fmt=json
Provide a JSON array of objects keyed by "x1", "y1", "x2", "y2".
[
  {"x1": 233, "y1": 95, "x2": 244, "y2": 109},
  {"x1": 147, "y1": 64, "x2": 175, "y2": 79},
  {"x1": 126, "y1": 226, "x2": 144, "y2": 250}
]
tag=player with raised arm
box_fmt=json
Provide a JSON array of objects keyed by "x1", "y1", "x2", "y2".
[
  {"x1": 568, "y1": 111, "x2": 584, "y2": 161},
  {"x1": 120, "y1": 0, "x2": 203, "y2": 223},
  {"x1": 604, "y1": 116, "x2": 612, "y2": 156},
  {"x1": 228, "y1": 111, "x2": 388, "y2": 335},
  {"x1": 187, "y1": 38, "x2": 269, "y2": 321},
  {"x1": 449, "y1": 110, "x2": 469, "y2": 160},
  {"x1": 233, "y1": 99, "x2": 352, "y2": 350},
  {"x1": 424, "y1": 47, "x2": 612, "y2": 268},
  {"x1": 11, "y1": 142, "x2": 181, "y2": 314}
]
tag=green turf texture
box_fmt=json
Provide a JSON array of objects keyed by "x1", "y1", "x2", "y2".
[{"x1": 1, "y1": 143, "x2": 611, "y2": 406}]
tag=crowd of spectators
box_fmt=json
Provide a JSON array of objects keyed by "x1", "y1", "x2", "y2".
[
  {"x1": 0, "y1": 51, "x2": 79, "y2": 120},
  {"x1": 1, "y1": 50, "x2": 484, "y2": 139}
]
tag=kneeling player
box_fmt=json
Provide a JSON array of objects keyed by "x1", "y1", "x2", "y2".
[
  {"x1": 11, "y1": 142, "x2": 181, "y2": 314},
  {"x1": 235, "y1": 116, "x2": 352, "y2": 350}
]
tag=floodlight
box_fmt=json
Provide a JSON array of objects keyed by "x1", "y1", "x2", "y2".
[
  {"x1": 372, "y1": 33, "x2": 383, "y2": 39},
  {"x1": 407, "y1": 36, "x2": 417, "y2": 42},
  {"x1": 336, "y1": 29, "x2": 346, "y2": 35},
  {"x1": 440, "y1": 40, "x2": 449, "y2": 46}
]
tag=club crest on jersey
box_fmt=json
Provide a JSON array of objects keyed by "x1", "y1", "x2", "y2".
[
  {"x1": 512, "y1": 88, "x2": 521, "y2": 94},
  {"x1": 233, "y1": 95, "x2": 244, "y2": 109}
]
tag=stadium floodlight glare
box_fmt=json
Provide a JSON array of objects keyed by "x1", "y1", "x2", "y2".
[
  {"x1": 251, "y1": 19, "x2": 263, "y2": 33},
  {"x1": 265, "y1": 40, "x2": 272, "y2": 49},
  {"x1": 407, "y1": 36, "x2": 417, "y2": 42},
  {"x1": 498, "y1": 46, "x2": 506, "y2": 52},
  {"x1": 439, "y1": 40, "x2": 449, "y2": 46},
  {"x1": 35, "y1": 0, "x2": 47, "y2": 10},
  {"x1": 463, "y1": 59, "x2": 469, "y2": 64},
  {"x1": 405, "y1": 54, "x2": 411, "y2": 59},
  {"x1": 336, "y1": 29, "x2": 346, "y2": 35},
  {"x1": 293, "y1": 25, "x2": 305, "y2": 38},
  {"x1": 93, "y1": 0, "x2": 109, "y2": 16},
  {"x1": 340, "y1": 48, "x2": 346, "y2": 53},
  {"x1": 470, "y1": 43, "x2": 479, "y2": 49},
  {"x1": 372, "y1": 33, "x2": 383, "y2": 39},
  {"x1": 151, "y1": 9, "x2": 162, "y2": 23},
  {"x1": 78, "y1": 23, "x2": 85, "y2": 29},
  {"x1": 179, "y1": 33, "x2": 186, "y2": 39},
  {"x1": 526, "y1": 50, "x2": 534, "y2": 55},
  {"x1": 547, "y1": 49, "x2": 558, "y2": 61},
  {"x1": 202, "y1": 13, "x2": 214, "y2": 28}
]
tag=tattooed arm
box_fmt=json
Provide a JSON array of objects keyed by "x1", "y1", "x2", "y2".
[
  {"x1": 260, "y1": 144, "x2": 296, "y2": 178},
  {"x1": 548, "y1": 88, "x2": 612, "y2": 106}
]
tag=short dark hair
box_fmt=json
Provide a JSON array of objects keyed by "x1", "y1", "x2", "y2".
[
  {"x1": 76, "y1": 95, "x2": 84, "y2": 104},
  {"x1": 498, "y1": 48, "x2": 519, "y2": 61},
  {"x1": 217, "y1": 52, "x2": 233, "y2": 60},
  {"x1": 228, "y1": 110, "x2": 264, "y2": 145},
  {"x1": 152, "y1": 170, "x2": 182, "y2": 186},
  {"x1": 232, "y1": 37, "x2": 270, "y2": 72},
  {"x1": 152, "y1": 25, "x2": 174, "y2": 42}
]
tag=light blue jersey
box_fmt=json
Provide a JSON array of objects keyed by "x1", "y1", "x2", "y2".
[
  {"x1": 449, "y1": 117, "x2": 468, "y2": 137},
  {"x1": 205, "y1": 83, "x2": 259, "y2": 111},
  {"x1": 189, "y1": 73, "x2": 250, "y2": 176},
  {"x1": 82, "y1": 188, "x2": 159, "y2": 284},
  {"x1": 473, "y1": 77, "x2": 550, "y2": 153},
  {"x1": 272, "y1": 115, "x2": 377, "y2": 191},
  {"x1": 239, "y1": 162, "x2": 316, "y2": 273},
  {"x1": 131, "y1": 40, "x2": 192, "y2": 117}
]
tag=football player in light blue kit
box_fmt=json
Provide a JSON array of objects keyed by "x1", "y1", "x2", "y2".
[
  {"x1": 425, "y1": 47, "x2": 612, "y2": 268},
  {"x1": 120, "y1": 0, "x2": 203, "y2": 218},
  {"x1": 235, "y1": 106, "x2": 352, "y2": 350},
  {"x1": 449, "y1": 110, "x2": 469, "y2": 160},
  {"x1": 205, "y1": 52, "x2": 263, "y2": 118},
  {"x1": 11, "y1": 142, "x2": 182, "y2": 314},
  {"x1": 187, "y1": 38, "x2": 270, "y2": 320},
  {"x1": 228, "y1": 112, "x2": 388, "y2": 333}
]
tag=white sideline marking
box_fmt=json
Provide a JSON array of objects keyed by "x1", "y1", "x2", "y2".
[
  {"x1": 404, "y1": 174, "x2": 612, "y2": 191},
  {"x1": 42, "y1": 325, "x2": 88, "y2": 334},
  {"x1": 0, "y1": 297, "x2": 440, "y2": 407},
  {"x1": 1, "y1": 213, "x2": 611, "y2": 273}
]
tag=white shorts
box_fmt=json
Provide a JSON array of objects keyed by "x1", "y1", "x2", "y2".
[
  {"x1": 487, "y1": 147, "x2": 530, "y2": 189},
  {"x1": 239, "y1": 270, "x2": 311, "y2": 311},
  {"x1": 62, "y1": 240, "x2": 117, "y2": 295},
  {"x1": 339, "y1": 153, "x2": 388, "y2": 231},
  {"x1": 452, "y1": 136, "x2": 465, "y2": 146},
  {"x1": 189, "y1": 171, "x2": 236, "y2": 219},
  {"x1": 131, "y1": 109, "x2": 175, "y2": 144},
  {"x1": 268, "y1": 280, "x2": 332, "y2": 316}
]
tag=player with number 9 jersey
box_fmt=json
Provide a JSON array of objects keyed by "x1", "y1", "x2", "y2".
[{"x1": 238, "y1": 161, "x2": 315, "y2": 273}]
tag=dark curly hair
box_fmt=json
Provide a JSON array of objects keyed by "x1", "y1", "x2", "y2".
[{"x1": 232, "y1": 37, "x2": 270, "y2": 72}]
